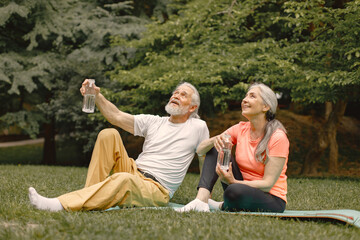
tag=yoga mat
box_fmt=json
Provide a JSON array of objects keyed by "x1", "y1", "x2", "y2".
[{"x1": 107, "y1": 203, "x2": 360, "y2": 228}]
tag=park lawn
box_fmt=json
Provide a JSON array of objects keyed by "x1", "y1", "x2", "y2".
[
  {"x1": 0, "y1": 165, "x2": 359, "y2": 239},
  {"x1": 0, "y1": 142, "x2": 83, "y2": 166}
]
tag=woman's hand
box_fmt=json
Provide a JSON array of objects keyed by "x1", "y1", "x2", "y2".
[
  {"x1": 213, "y1": 133, "x2": 230, "y2": 152},
  {"x1": 197, "y1": 132, "x2": 232, "y2": 156},
  {"x1": 216, "y1": 162, "x2": 235, "y2": 185}
]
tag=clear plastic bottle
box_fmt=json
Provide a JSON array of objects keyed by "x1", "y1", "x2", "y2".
[
  {"x1": 82, "y1": 79, "x2": 96, "y2": 113},
  {"x1": 217, "y1": 133, "x2": 232, "y2": 171}
]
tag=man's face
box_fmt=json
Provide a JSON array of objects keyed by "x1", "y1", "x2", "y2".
[{"x1": 165, "y1": 85, "x2": 194, "y2": 116}]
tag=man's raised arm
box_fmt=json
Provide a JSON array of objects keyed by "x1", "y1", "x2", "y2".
[{"x1": 80, "y1": 79, "x2": 134, "y2": 134}]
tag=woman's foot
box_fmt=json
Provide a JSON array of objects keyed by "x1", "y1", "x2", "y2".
[
  {"x1": 208, "y1": 199, "x2": 223, "y2": 211},
  {"x1": 175, "y1": 198, "x2": 210, "y2": 212}
]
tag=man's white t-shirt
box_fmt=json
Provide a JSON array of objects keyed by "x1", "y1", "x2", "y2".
[{"x1": 134, "y1": 114, "x2": 209, "y2": 198}]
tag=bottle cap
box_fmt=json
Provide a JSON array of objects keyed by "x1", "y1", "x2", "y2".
[
  {"x1": 224, "y1": 133, "x2": 231, "y2": 140},
  {"x1": 88, "y1": 79, "x2": 95, "y2": 87}
]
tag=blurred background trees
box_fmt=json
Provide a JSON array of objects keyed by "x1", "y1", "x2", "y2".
[
  {"x1": 109, "y1": 0, "x2": 360, "y2": 175},
  {"x1": 1, "y1": 0, "x2": 359, "y2": 175},
  {"x1": 0, "y1": 0, "x2": 170, "y2": 165}
]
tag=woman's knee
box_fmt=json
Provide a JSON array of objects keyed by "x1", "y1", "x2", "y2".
[
  {"x1": 203, "y1": 147, "x2": 218, "y2": 166},
  {"x1": 205, "y1": 147, "x2": 218, "y2": 161},
  {"x1": 223, "y1": 184, "x2": 247, "y2": 202}
]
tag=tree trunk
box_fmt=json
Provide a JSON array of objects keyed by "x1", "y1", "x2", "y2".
[
  {"x1": 333, "y1": 0, "x2": 350, "y2": 9},
  {"x1": 327, "y1": 100, "x2": 347, "y2": 174},
  {"x1": 301, "y1": 126, "x2": 328, "y2": 176},
  {"x1": 301, "y1": 100, "x2": 347, "y2": 175},
  {"x1": 324, "y1": 101, "x2": 332, "y2": 120},
  {"x1": 42, "y1": 117, "x2": 56, "y2": 165}
]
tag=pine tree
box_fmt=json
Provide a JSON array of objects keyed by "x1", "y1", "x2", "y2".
[{"x1": 0, "y1": 0, "x2": 168, "y2": 165}]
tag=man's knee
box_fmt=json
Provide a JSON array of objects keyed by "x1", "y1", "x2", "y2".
[{"x1": 97, "y1": 128, "x2": 120, "y2": 140}]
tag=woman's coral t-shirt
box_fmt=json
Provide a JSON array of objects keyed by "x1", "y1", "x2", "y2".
[{"x1": 226, "y1": 121, "x2": 289, "y2": 202}]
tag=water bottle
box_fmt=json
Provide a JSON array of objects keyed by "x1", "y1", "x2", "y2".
[
  {"x1": 82, "y1": 79, "x2": 96, "y2": 113},
  {"x1": 217, "y1": 133, "x2": 232, "y2": 171}
]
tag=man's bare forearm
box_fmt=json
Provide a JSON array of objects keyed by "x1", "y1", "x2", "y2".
[{"x1": 96, "y1": 93, "x2": 135, "y2": 134}]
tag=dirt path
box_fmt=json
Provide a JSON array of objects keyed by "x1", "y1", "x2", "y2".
[{"x1": 0, "y1": 138, "x2": 44, "y2": 148}]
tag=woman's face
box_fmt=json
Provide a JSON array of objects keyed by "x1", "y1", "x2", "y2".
[{"x1": 241, "y1": 87, "x2": 268, "y2": 119}]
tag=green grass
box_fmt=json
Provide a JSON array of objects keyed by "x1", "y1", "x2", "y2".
[
  {"x1": 0, "y1": 142, "x2": 83, "y2": 166},
  {"x1": 0, "y1": 144, "x2": 43, "y2": 165},
  {"x1": 0, "y1": 165, "x2": 359, "y2": 239}
]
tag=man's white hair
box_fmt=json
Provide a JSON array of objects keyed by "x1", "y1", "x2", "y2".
[{"x1": 175, "y1": 82, "x2": 200, "y2": 118}]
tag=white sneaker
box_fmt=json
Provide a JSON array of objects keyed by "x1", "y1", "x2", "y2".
[
  {"x1": 175, "y1": 199, "x2": 210, "y2": 212},
  {"x1": 208, "y1": 199, "x2": 223, "y2": 211}
]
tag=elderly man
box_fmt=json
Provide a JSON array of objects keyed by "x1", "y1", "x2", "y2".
[{"x1": 28, "y1": 80, "x2": 209, "y2": 211}]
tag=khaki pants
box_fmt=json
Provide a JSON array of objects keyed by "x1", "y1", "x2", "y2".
[{"x1": 58, "y1": 128, "x2": 170, "y2": 211}]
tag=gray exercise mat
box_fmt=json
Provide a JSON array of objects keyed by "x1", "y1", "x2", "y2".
[{"x1": 106, "y1": 202, "x2": 360, "y2": 228}]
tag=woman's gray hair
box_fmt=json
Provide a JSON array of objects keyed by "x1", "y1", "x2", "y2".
[
  {"x1": 176, "y1": 82, "x2": 201, "y2": 119},
  {"x1": 248, "y1": 83, "x2": 287, "y2": 163}
]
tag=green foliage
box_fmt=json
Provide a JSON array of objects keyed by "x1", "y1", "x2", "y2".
[
  {"x1": 108, "y1": 0, "x2": 291, "y2": 116},
  {"x1": 109, "y1": 0, "x2": 360, "y2": 117},
  {"x1": 0, "y1": 0, "x2": 169, "y2": 158},
  {"x1": 272, "y1": 0, "x2": 360, "y2": 103},
  {"x1": 2, "y1": 0, "x2": 359, "y2": 165},
  {"x1": 0, "y1": 111, "x2": 44, "y2": 139}
]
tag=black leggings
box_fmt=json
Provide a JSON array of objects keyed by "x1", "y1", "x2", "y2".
[{"x1": 198, "y1": 148, "x2": 286, "y2": 213}]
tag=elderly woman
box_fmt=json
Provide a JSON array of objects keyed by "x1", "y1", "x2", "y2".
[{"x1": 178, "y1": 83, "x2": 289, "y2": 212}]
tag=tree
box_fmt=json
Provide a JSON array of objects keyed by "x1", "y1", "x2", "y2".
[
  {"x1": 109, "y1": 0, "x2": 359, "y2": 174},
  {"x1": 271, "y1": 0, "x2": 360, "y2": 174},
  {"x1": 0, "y1": 0, "x2": 165, "y2": 165}
]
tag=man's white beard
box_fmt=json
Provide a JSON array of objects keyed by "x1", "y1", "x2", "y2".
[{"x1": 165, "y1": 102, "x2": 189, "y2": 116}]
